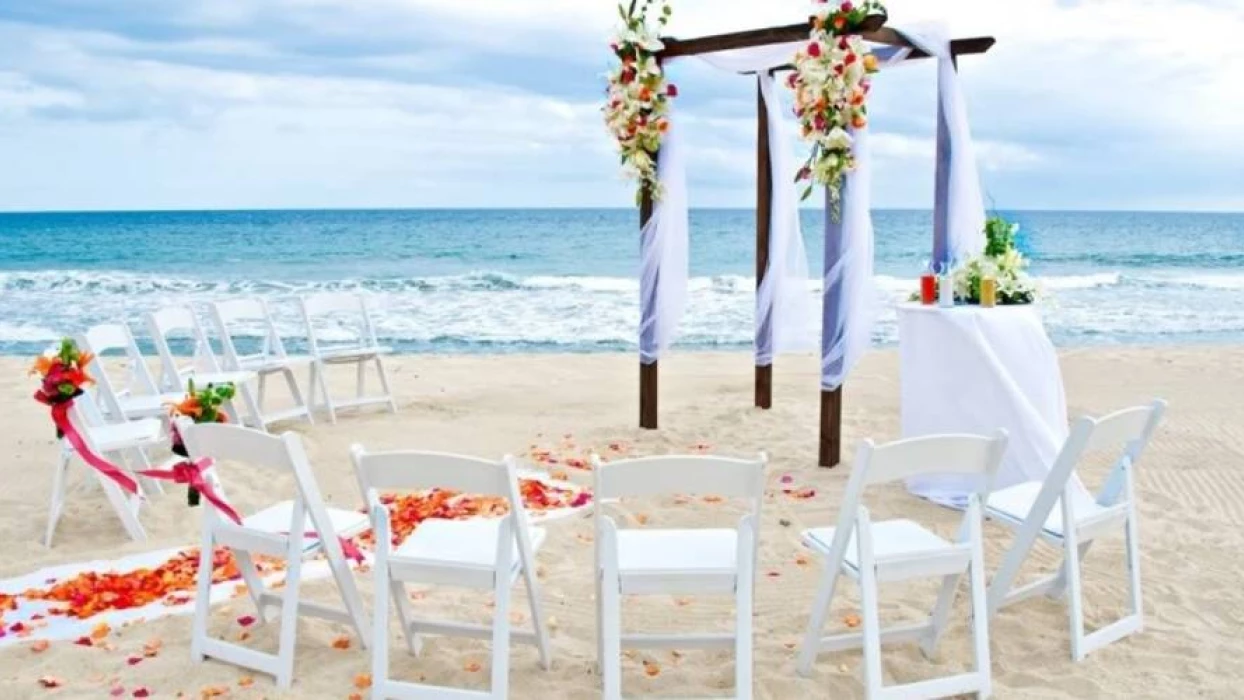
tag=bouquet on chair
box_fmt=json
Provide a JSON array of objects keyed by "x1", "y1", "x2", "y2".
[
  {"x1": 30, "y1": 338, "x2": 96, "y2": 436},
  {"x1": 168, "y1": 380, "x2": 236, "y2": 507}
]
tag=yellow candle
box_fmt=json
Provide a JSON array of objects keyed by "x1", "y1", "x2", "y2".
[{"x1": 981, "y1": 277, "x2": 997, "y2": 307}]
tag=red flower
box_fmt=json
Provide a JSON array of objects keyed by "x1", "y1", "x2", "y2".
[
  {"x1": 845, "y1": 52, "x2": 857, "y2": 65},
  {"x1": 786, "y1": 73, "x2": 798, "y2": 89},
  {"x1": 841, "y1": 1, "x2": 854, "y2": 11},
  {"x1": 666, "y1": 83, "x2": 678, "y2": 98},
  {"x1": 807, "y1": 41, "x2": 822, "y2": 58},
  {"x1": 620, "y1": 68, "x2": 635, "y2": 85}
]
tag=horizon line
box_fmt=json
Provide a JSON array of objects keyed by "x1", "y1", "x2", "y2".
[{"x1": 3, "y1": 206, "x2": 1243, "y2": 216}]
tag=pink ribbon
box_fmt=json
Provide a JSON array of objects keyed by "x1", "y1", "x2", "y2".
[
  {"x1": 137, "y1": 458, "x2": 244, "y2": 526},
  {"x1": 51, "y1": 400, "x2": 139, "y2": 496},
  {"x1": 283, "y1": 531, "x2": 366, "y2": 565}
]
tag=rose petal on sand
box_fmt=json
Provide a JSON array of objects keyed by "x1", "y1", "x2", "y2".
[
  {"x1": 643, "y1": 659, "x2": 661, "y2": 677},
  {"x1": 780, "y1": 474, "x2": 794, "y2": 485},
  {"x1": 38, "y1": 676, "x2": 63, "y2": 688},
  {"x1": 143, "y1": 639, "x2": 162, "y2": 657},
  {"x1": 843, "y1": 613, "x2": 861, "y2": 628},
  {"x1": 235, "y1": 615, "x2": 256, "y2": 627},
  {"x1": 90, "y1": 622, "x2": 112, "y2": 640},
  {"x1": 331, "y1": 635, "x2": 351, "y2": 650},
  {"x1": 354, "y1": 673, "x2": 372, "y2": 689},
  {"x1": 31, "y1": 639, "x2": 50, "y2": 653},
  {"x1": 126, "y1": 656, "x2": 143, "y2": 666},
  {"x1": 464, "y1": 660, "x2": 482, "y2": 673},
  {"x1": 132, "y1": 688, "x2": 151, "y2": 698},
  {"x1": 238, "y1": 676, "x2": 254, "y2": 687}
]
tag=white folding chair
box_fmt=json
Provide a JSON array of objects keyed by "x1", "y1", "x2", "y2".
[
  {"x1": 78, "y1": 323, "x2": 183, "y2": 423},
  {"x1": 352, "y1": 448, "x2": 551, "y2": 700},
  {"x1": 591, "y1": 453, "x2": 766, "y2": 700},
  {"x1": 146, "y1": 305, "x2": 259, "y2": 394},
  {"x1": 44, "y1": 389, "x2": 157, "y2": 546},
  {"x1": 299, "y1": 293, "x2": 397, "y2": 424},
  {"x1": 985, "y1": 400, "x2": 1165, "y2": 661},
  {"x1": 797, "y1": 432, "x2": 1008, "y2": 700},
  {"x1": 209, "y1": 299, "x2": 314, "y2": 429},
  {"x1": 179, "y1": 421, "x2": 370, "y2": 689}
]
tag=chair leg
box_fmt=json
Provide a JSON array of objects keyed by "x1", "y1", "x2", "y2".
[
  {"x1": 237, "y1": 382, "x2": 266, "y2": 432},
  {"x1": 735, "y1": 532, "x2": 755, "y2": 700},
  {"x1": 521, "y1": 563, "x2": 552, "y2": 671},
  {"x1": 356, "y1": 358, "x2": 366, "y2": 402},
  {"x1": 797, "y1": 568, "x2": 840, "y2": 676},
  {"x1": 922, "y1": 570, "x2": 963, "y2": 659},
  {"x1": 234, "y1": 550, "x2": 273, "y2": 623},
  {"x1": 392, "y1": 582, "x2": 422, "y2": 657},
  {"x1": 968, "y1": 503, "x2": 993, "y2": 698},
  {"x1": 274, "y1": 549, "x2": 304, "y2": 689},
  {"x1": 600, "y1": 566, "x2": 623, "y2": 700},
  {"x1": 1063, "y1": 532, "x2": 1087, "y2": 662},
  {"x1": 277, "y1": 367, "x2": 313, "y2": 426},
  {"x1": 375, "y1": 355, "x2": 398, "y2": 413},
  {"x1": 313, "y1": 361, "x2": 335, "y2": 424},
  {"x1": 44, "y1": 450, "x2": 71, "y2": 548},
  {"x1": 372, "y1": 558, "x2": 391, "y2": 699},
  {"x1": 1123, "y1": 471, "x2": 1144, "y2": 627},
  {"x1": 190, "y1": 534, "x2": 216, "y2": 663},
  {"x1": 128, "y1": 446, "x2": 164, "y2": 496},
  {"x1": 491, "y1": 552, "x2": 514, "y2": 699},
  {"x1": 857, "y1": 519, "x2": 884, "y2": 698}
]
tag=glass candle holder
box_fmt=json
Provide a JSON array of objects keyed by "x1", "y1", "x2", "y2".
[{"x1": 981, "y1": 277, "x2": 998, "y2": 307}]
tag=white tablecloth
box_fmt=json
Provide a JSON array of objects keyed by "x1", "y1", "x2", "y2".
[{"x1": 897, "y1": 304, "x2": 1068, "y2": 506}]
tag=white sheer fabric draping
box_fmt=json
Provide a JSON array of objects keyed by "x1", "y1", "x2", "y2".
[
  {"x1": 820, "y1": 126, "x2": 875, "y2": 390},
  {"x1": 638, "y1": 119, "x2": 689, "y2": 364},
  {"x1": 894, "y1": 23, "x2": 986, "y2": 262},
  {"x1": 698, "y1": 44, "x2": 813, "y2": 366},
  {"x1": 819, "y1": 47, "x2": 910, "y2": 390}
]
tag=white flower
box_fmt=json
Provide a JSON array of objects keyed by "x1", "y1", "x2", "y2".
[{"x1": 825, "y1": 127, "x2": 853, "y2": 150}]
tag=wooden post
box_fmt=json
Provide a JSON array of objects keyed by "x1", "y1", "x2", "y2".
[
  {"x1": 754, "y1": 78, "x2": 773, "y2": 410},
  {"x1": 819, "y1": 387, "x2": 842, "y2": 467},
  {"x1": 639, "y1": 185, "x2": 659, "y2": 429},
  {"x1": 820, "y1": 185, "x2": 846, "y2": 468}
]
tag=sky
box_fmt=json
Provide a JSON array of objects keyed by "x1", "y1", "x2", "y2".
[{"x1": 0, "y1": 0, "x2": 1242, "y2": 213}]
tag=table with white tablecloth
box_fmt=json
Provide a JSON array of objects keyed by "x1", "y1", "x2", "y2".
[{"x1": 897, "y1": 303, "x2": 1068, "y2": 506}]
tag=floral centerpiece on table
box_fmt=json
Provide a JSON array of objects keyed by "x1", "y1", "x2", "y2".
[
  {"x1": 952, "y1": 216, "x2": 1041, "y2": 305},
  {"x1": 603, "y1": 0, "x2": 677, "y2": 204},
  {"x1": 790, "y1": 0, "x2": 886, "y2": 217},
  {"x1": 168, "y1": 380, "x2": 236, "y2": 506}
]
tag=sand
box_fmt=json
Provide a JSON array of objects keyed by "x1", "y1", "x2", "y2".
[{"x1": 1, "y1": 347, "x2": 1241, "y2": 698}]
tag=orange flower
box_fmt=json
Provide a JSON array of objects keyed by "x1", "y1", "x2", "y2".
[
  {"x1": 833, "y1": 16, "x2": 847, "y2": 30},
  {"x1": 173, "y1": 397, "x2": 203, "y2": 419},
  {"x1": 77, "y1": 351, "x2": 95, "y2": 370},
  {"x1": 30, "y1": 355, "x2": 56, "y2": 377}
]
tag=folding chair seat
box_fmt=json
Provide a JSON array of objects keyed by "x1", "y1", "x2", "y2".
[{"x1": 146, "y1": 305, "x2": 258, "y2": 398}]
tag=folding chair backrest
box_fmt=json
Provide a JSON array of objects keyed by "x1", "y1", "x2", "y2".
[
  {"x1": 1012, "y1": 401, "x2": 1166, "y2": 523},
  {"x1": 212, "y1": 298, "x2": 289, "y2": 365},
  {"x1": 592, "y1": 455, "x2": 766, "y2": 503},
  {"x1": 351, "y1": 448, "x2": 531, "y2": 551},
  {"x1": 351, "y1": 449, "x2": 514, "y2": 500},
  {"x1": 147, "y1": 306, "x2": 223, "y2": 390},
  {"x1": 823, "y1": 433, "x2": 1008, "y2": 565},
  {"x1": 299, "y1": 293, "x2": 378, "y2": 355},
  {"x1": 181, "y1": 421, "x2": 301, "y2": 475},
  {"x1": 77, "y1": 324, "x2": 159, "y2": 422}
]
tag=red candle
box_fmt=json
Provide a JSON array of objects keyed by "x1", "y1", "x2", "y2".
[{"x1": 920, "y1": 274, "x2": 936, "y2": 305}]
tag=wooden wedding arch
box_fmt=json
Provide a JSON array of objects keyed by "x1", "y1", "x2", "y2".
[{"x1": 636, "y1": 14, "x2": 995, "y2": 466}]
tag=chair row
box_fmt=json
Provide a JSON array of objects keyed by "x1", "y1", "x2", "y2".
[
  {"x1": 43, "y1": 293, "x2": 398, "y2": 547},
  {"x1": 81, "y1": 292, "x2": 397, "y2": 431},
  {"x1": 174, "y1": 399, "x2": 1164, "y2": 699}
]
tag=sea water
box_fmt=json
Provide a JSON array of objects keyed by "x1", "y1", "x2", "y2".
[{"x1": 0, "y1": 208, "x2": 1240, "y2": 355}]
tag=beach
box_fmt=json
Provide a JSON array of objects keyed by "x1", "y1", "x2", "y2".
[{"x1": 1, "y1": 346, "x2": 1240, "y2": 698}]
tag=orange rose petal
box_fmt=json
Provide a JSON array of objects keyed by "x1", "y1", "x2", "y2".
[
  {"x1": 354, "y1": 673, "x2": 372, "y2": 689},
  {"x1": 31, "y1": 639, "x2": 50, "y2": 653},
  {"x1": 238, "y1": 676, "x2": 254, "y2": 687},
  {"x1": 642, "y1": 659, "x2": 661, "y2": 677},
  {"x1": 464, "y1": 660, "x2": 482, "y2": 673},
  {"x1": 331, "y1": 635, "x2": 351, "y2": 650},
  {"x1": 348, "y1": 694, "x2": 363, "y2": 700},
  {"x1": 844, "y1": 613, "x2": 862, "y2": 629},
  {"x1": 91, "y1": 622, "x2": 112, "y2": 640}
]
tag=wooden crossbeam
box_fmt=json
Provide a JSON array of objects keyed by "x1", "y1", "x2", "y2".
[{"x1": 658, "y1": 14, "x2": 887, "y2": 59}]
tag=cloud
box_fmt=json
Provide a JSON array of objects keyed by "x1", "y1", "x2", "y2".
[{"x1": 0, "y1": 0, "x2": 1241, "y2": 211}]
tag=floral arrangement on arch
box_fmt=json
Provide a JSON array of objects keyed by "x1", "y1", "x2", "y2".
[
  {"x1": 603, "y1": 0, "x2": 677, "y2": 204},
  {"x1": 790, "y1": 0, "x2": 886, "y2": 216}
]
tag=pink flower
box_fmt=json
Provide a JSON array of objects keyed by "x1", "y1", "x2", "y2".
[
  {"x1": 807, "y1": 41, "x2": 822, "y2": 58},
  {"x1": 786, "y1": 73, "x2": 798, "y2": 88},
  {"x1": 814, "y1": 115, "x2": 827, "y2": 131},
  {"x1": 666, "y1": 83, "x2": 678, "y2": 97},
  {"x1": 841, "y1": 1, "x2": 854, "y2": 11}
]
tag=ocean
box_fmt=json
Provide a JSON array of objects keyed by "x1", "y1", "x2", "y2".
[{"x1": 0, "y1": 209, "x2": 1241, "y2": 356}]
